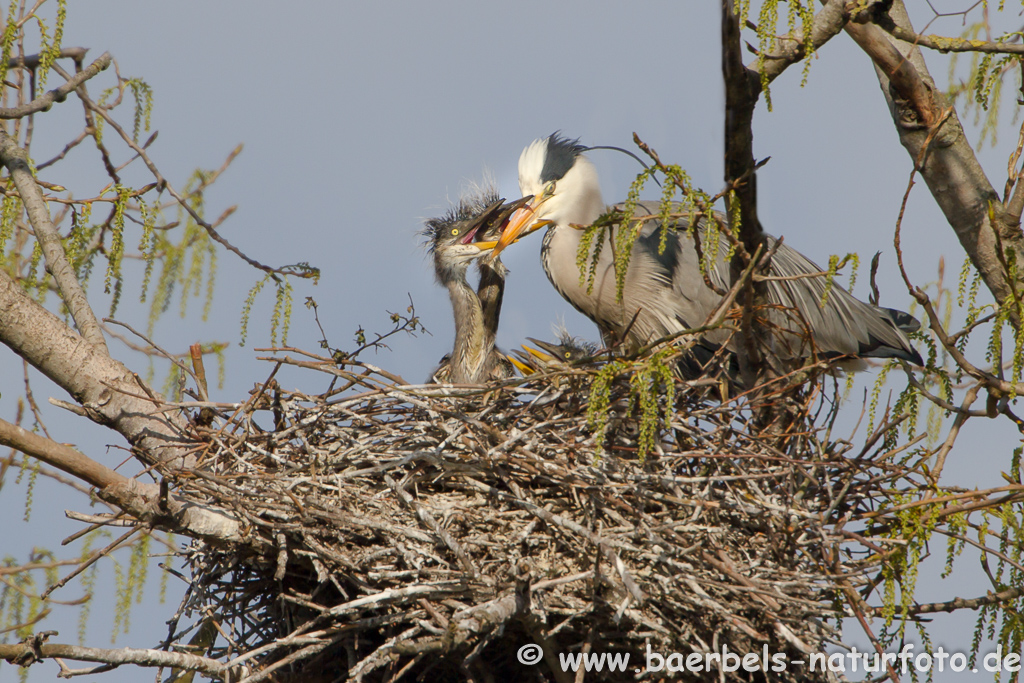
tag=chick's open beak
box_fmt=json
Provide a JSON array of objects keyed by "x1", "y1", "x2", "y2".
[
  {"x1": 489, "y1": 195, "x2": 553, "y2": 259},
  {"x1": 459, "y1": 198, "x2": 505, "y2": 248},
  {"x1": 471, "y1": 195, "x2": 534, "y2": 253},
  {"x1": 507, "y1": 354, "x2": 534, "y2": 376},
  {"x1": 519, "y1": 343, "x2": 556, "y2": 364},
  {"x1": 525, "y1": 337, "x2": 569, "y2": 360}
]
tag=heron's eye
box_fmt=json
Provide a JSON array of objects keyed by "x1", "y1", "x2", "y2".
[
  {"x1": 564, "y1": 352, "x2": 572, "y2": 359},
  {"x1": 451, "y1": 228, "x2": 459, "y2": 236},
  {"x1": 544, "y1": 182, "x2": 556, "y2": 197}
]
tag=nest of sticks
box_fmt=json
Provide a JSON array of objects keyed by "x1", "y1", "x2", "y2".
[{"x1": 162, "y1": 347, "x2": 911, "y2": 683}]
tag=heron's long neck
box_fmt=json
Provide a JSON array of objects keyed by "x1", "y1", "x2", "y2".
[
  {"x1": 477, "y1": 259, "x2": 505, "y2": 354},
  {"x1": 561, "y1": 181, "x2": 605, "y2": 228},
  {"x1": 542, "y1": 180, "x2": 606, "y2": 297},
  {"x1": 447, "y1": 276, "x2": 488, "y2": 384},
  {"x1": 549, "y1": 155, "x2": 606, "y2": 228}
]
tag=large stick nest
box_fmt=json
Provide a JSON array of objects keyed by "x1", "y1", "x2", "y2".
[{"x1": 164, "y1": 350, "x2": 899, "y2": 682}]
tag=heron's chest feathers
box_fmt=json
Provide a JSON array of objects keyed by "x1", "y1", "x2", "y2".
[{"x1": 541, "y1": 226, "x2": 603, "y2": 314}]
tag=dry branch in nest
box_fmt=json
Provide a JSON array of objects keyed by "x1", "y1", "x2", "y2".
[{"x1": 132, "y1": 346, "x2": 936, "y2": 683}]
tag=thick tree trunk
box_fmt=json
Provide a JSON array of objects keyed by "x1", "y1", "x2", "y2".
[{"x1": 0, "y1": 268, "x2": 195, "y2": 468}]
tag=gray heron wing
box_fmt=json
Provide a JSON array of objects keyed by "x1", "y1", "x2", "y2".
[
  {"x1": 760, "y1": 239, "x2": 921, "y2": 362},
  {"x1": 626, "y1": 201, "x2": 920, "y2": 363},
  {"x1": 606, "y1": 201, "x2": 732, "y2": 349}
]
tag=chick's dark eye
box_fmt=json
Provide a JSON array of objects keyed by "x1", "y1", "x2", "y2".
[
  {"x1": 564, "y1": 352, "x2": 571, "y2": 359},
  {"x1": 451, "y1": 228, "x2": 459, "y2": 236}
]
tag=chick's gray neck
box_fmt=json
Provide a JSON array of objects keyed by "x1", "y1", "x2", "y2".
[{"x1": 447, "y1": 274, "x2": 487, "y2": 383}]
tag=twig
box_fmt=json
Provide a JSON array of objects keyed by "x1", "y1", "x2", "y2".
[
  {"x1": 0, "y1": 126, "x2": 108, "y2": 350},
  {"x1": 0, "y1": 51, "x2": 111, "y2": 118}
]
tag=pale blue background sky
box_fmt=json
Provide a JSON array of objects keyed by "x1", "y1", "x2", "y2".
[{"x1": 1, "y1": 2, "x2": 1018, "y2": 681}]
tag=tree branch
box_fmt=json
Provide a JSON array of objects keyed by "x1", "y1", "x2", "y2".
[
  {"x1": 0, "y1": 417, "x2": 122, "y2": 489},
  {"x1": 723, "y1": 0, "x2": 768, "y2": 387},
  {"x1": 0, "y1": 127, "x2": 108, "y2": 351},
  {"x1": 846, "y1": 1, "x2": 1024, "y2": 325},
  {"x1": 0, "y1": 51, "x2": 111, "y2": 119},
  {"x1": 722, "y1": 2, "x2": 763, "y2": 248},
  {"x1": 0, "y1": 414, "x2": 243, "y2": 545},
  {"x1": 0, "y1": 267, "x2": 191, "y2": 467},
  {"x1": 0, "y1": 638, "x2": 232, "y2": 680},
  {"x1": 885, "y1": 24, "x2": 1024, "y2": 56},
  {"x1": 747, "y1": 0, "x2": 852, "y2": 86},
  {"x1": 906, "y1": 585, "x2": 1024, "y2": 615},
  {"x1": 6, "y1": 46, "x2": 89, "y2": 70},
  {"x1": 845, "y1": 18, "x2": 939, "y2": 129}
]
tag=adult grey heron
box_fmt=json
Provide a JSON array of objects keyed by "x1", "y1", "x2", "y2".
[
  {"x1": 491, "y1": 133, "x2": 923, "y2": 373},
  {"x1": 425, "y1": 191, "x2": 527, "y2": 384}
]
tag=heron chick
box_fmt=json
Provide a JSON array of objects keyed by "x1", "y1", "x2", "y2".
[
  {"x1": 492, "y1": 133, "x2": 923, "y2": 375},
  {"x1": 511, "y1": 330, "x2": 599, "y2": 375},
  {"x1": 425, "y1": 191, "x2": 528, "y2": 384}
]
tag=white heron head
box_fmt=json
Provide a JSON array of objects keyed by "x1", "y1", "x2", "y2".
[{"x1": 491, "y1": 133, "x2": 605, "y2": 258}]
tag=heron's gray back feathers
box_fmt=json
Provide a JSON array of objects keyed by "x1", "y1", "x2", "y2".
[
  {"x1": 542, "y1": 200, "x2": 921, "y2": 364},
  {"x1": 762, "y1": 238, "x2": 920, "y2": 362},
  {"x1": 541, "y1": 202, "x2": 730, "y2": 351}
]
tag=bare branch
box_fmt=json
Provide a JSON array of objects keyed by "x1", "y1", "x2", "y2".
[
  {"x1": 722, "y1": 2, "x2": 764, "y2": 248},
  {"x1": 845, "y1": 20, "x2": 939, "y2": 129},
  {"x1": 0, "y1": 51, "x2": 110, "y2": 119},
  {"x1": 0, "y1": 638, "x2": 232, "y2": 679},
  {"x1": 723, "y1": 0, "x2": 769, "y2": 387},
  {"x1": 0, "y1": 267, "x2": 192, "y2": 467},
  {"x1": 907, "y1": 585, "x2": 1024, "y2": 614},
  {"x1": 6, "y1": 46, "x2": 89, "y2": 70},
  {"x1": 41, "y1": 527, "x2": 139, "y2": 599},
  {"x1": 0, "y1": 128, "x2": 108, "y2": 351},
  {"x1": 885, "y1": 24, "x2": 1024, "y2": 55},
  {"x1": 0, "y1": 417, "x2": 123, "y2": 489},
  {"x1": 0, "y1": 413, "x2": 242, "y2": 546}
]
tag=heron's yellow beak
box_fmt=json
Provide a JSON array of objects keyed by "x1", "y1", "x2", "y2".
[
  {"x1": 509, "y1": 345, "x2": 557, "y2": 376},
  {"x1": 525, "y1": 337, "x2": 574, "y2": 361},
  {"x1": 472, "y1": 196, "x2": 534, "y2": 255},
  {"x1": 508, "y1": 355, "x2": 534, "y2": 375},
  {"x1": 520, "y1": 344, "x2": 556, "y2": 364},
  {"x1": 490, "y1": 196, "x2": 553, "y2": 259}
]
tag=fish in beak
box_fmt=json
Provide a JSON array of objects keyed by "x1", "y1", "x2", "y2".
[
  {"x1": 489, "y1": 193, "x2": 554, "y2": 259},
  {"x1": 469, "y1": 195, "x2": 534, "y2": 252}
]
